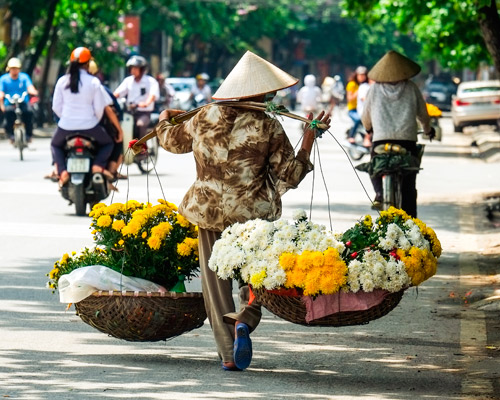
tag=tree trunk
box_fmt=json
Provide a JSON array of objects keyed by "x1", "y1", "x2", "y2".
[
  {"x1": 26, "y1": 0, "x2": 60, "y2": 76},
  {"x1": 478, "y1": 0, "x2": 500, "y2": 77},
  {"x1": 38, "y1": 23, "x2": 59, "y2": 125}
]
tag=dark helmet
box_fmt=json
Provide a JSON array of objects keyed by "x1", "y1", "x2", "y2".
[{"x1": 126, "y1": 55, "x2": 147, "y2": 68}]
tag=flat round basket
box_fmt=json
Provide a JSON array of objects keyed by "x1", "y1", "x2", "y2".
[
  {"x1": 252, "y1": 287, "x2": 405, "y2": 327},
  {"x1": 74, "y1": 290, "x2": 206, "y2": 342}
]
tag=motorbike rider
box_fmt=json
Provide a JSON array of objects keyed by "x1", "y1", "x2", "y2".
[
  {"x1": 361, "y1": 50, "x2": 435, "y2": 217},
  {"x1": 189, "y1": 73, "x2": 212, "y2": 107},
  {"x1": 0, "y1": 57, "x2": 38, "y2": 143},
  {"x1": 297, "y1": 74, "x2": 322, "y2": 114},
  {"x1": 88, "y1": 59, "x2": 125, "y2": 180},
  {"x1": 51, "y1": 47, "x2": 114, "y2": 186},
  {"x1": 113, "y1": 55, "x2": 160, "y2": 139},
  {"x1": 346, "y1": 66, "x2": 368, "y2": 143}
]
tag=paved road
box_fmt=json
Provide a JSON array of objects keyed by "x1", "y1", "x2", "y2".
[{"x1": 0, "y1": 113, "x2": 499, "y2": 399}]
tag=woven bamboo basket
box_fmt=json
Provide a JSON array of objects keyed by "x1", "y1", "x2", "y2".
[
  {"x1": 251, "y1": 287, "x2": 405, "y2": 327},
  {"x1": 74, "y1": 290, "x2": 206, "y2": 342}
]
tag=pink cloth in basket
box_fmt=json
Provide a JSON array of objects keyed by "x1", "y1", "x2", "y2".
[{"x1": 301, "y1": 289, "x2": 391, "y2": 323}]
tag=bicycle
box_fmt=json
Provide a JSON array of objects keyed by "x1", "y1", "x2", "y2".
[
  {"x1": 5, "y1": 92, "x2": 28, "y2": 161},
  {"x1": 374, "y1": 143, "x2": 424, "y2": 210}
]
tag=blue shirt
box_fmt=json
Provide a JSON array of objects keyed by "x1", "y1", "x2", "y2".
[{"x1": 0, "y1": 72, "x2": 33, "y2": 106}]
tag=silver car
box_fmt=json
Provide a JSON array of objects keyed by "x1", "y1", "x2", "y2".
[
  {"x1": 451, "y1": 80, "x2": 500, "y2": 132},
  {"x1": 166, "y1": 77, "x2": 196, "y2": 111}
]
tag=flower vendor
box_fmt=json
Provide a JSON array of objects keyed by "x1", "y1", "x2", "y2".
[
  {"x1": 361, "y1": 50, "x2": 434, "y2": 216},
  {"x1": 154, "y1": 51, "x2": 331, "y2": 371}
]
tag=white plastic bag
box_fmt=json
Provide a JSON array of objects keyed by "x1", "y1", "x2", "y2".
[{"x1": 58, "y1": 265, "x2": 166, "y2": 303}]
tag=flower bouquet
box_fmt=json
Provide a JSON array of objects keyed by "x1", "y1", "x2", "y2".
[
  {"x1": 209, "y1": 207, "x2": 441, "y2": 326},
  {"x1": 47, "y1": 200, "x2": 207, "y2": 342}
]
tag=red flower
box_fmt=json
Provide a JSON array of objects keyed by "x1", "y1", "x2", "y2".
[
  {"x1": 350, "y1": 251, "x2": 358, "y2": 258},
  {"x1": 346, "y1": 241, "x2": 352, "y2": 247}
]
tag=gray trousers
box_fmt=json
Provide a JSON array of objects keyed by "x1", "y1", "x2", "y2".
[{"x1": 198, "y1": 228, "x2": 262, "y2": 363}]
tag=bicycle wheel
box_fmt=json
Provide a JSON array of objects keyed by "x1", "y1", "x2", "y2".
[
  {"x1": 347, "y1": 131, "x2": 367, "y2": 161},
  {"x1": 136, "y1": 137, "x2": 159, "y2": 174},
  {"x1": 14, "y1": 127, "x2": 26, "y2": 161},
  {"x1": 382, "y1": 173, "x2": 403, "y2": 210},
  {"x1": 382, "y1": 174, "x2": 393, "y2": 210}
]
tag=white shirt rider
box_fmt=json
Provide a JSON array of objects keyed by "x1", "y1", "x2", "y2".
[
  {"x1": 114, "y1": 74, "x2": 160, "y2": 112},
  {"x1": 52, "y1": 69, "x2": 112, "y2": 130}
]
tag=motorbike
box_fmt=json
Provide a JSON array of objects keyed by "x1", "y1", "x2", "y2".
[
  {"x1": 60, "y1": 135, "x2": 109, "y2": 216},
  {"x1": 120, "y1": 101, "x2": 159, "y2": 174},
  {"x1": 5, "y1": 92, "x2": 29, "y2": 160},
  {"x1": 191, "y1": 92, "x2": 208, "y2": 109}
]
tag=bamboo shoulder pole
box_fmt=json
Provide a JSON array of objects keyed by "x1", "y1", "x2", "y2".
[{"x1": 129, "y1": 101, "x2": 328, "y2": 154}]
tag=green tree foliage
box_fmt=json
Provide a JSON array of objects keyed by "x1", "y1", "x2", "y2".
[{"x1": 340, "y1": 0, "x2": 500, "y2": 74}]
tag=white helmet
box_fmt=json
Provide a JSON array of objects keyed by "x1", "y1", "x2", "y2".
[{"x1": 6, "y1": 57, "x2": 22, "y2": 71}]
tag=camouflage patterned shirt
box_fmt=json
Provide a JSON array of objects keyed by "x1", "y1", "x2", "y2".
[{"x1": 156, "y1": 103, "x2": 313, "y2": 231}]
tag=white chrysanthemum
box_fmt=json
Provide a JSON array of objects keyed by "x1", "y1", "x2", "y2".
[
  {"x1": 379, "y1": 237, "x2": 396, "y2": 251},
  {"x1": 297, "y1": 221, "x2": 309, "y2": 232},
  {"x1": 398, "y1": 236, "x2": 411, "y2": 251},
  {"x1": 292, "y1": 209, "x2": 307, "y2": 221}
]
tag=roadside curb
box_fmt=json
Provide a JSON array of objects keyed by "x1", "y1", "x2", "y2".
[{"x1": 470, "y1": 129, "x2": 500, "y2": 162}]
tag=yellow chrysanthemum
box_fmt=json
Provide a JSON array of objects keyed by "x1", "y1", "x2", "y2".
[
  {"x1": 151, "y1": 221, "x2": 173, "y2": 239},
  {"x1": 363, "y1": 215, "x2": 373, "y2": 229},
  {"x1": 249, "y1": 270, "x2": 266, "y2": 288},
  {"x1": 279, "y1": 253, "x2": 297, "y2": 270},
  {"x1": 147, "y1": 236, "x2": 162, "y2": 250},
  {"x1": 96, "y1": 215, "x2": 112, "y2": 228},
  {"x1": 112, "y1": 220, "x2": 126, "y2": 232},
  {"x1": 177, "y1": 242, "x2": 192, "y2": 257},
  {"x1": 176, "y1": 214, "x2": 191, "y2": 228}
]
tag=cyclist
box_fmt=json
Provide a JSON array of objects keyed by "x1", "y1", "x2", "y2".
[
  {"x1": 346, "y1": 66, "x2": 368, "y2": 143},
  {"x1": 113, "y1": 55, "x2": 160, "y2": 139},
  {"x1": 361, "y1": 50, "x2": 434, "y2": 217},
  {"x1": 0, "y1": 57, "x2": 38, "y2": 143},
  {"x1": 51, "y1": 47, "x2": 114, "y2": 186}
]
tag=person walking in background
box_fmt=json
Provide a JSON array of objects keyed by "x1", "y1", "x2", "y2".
[
  {"x1": 357, "y1": 77, "x2": 374, "y2": 147},
  {"x1": 361, "y1": 50, "x2": 434, "y2": 216},
  {"x1": 346, "y1": 66, "x2": 368, "y2": 143},
  {"x1": 156, "y1": 73, "x2": 176, "y2": 110},
  {"x1": 324, "y1": 75, "x2": 345, "y2": 118},
  {"x1": 297, "y1": 74, "x2": 322, "y2": 114},
  {"x1": 0, "y1": 57, "x2": 38, "y2": 144},
  {"x1": 153, "y1": 50, "x2": 330, "y2": 371}
]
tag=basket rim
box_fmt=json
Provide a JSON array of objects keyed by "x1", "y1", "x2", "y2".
[{"x1": 89, "y1": 290, "x2": 203, "y2": 298}]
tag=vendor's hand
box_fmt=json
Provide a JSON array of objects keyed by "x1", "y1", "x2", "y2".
[
  {"x1": 427, "y1": 127, "x2": 436, "y2": 141},
  {"x1": 159, "y1": 109, "x2": 185, "y2": 122},
  {"x1": 303, "y1": 110, "x2": 331, "y2": 135}
]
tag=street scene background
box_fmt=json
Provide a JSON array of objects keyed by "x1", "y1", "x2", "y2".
[{"x1": 1, "y1": 0, "x2": 500, "y2": 399}]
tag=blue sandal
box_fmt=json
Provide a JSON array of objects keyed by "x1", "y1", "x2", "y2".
[
  {"x1": 234, "y1": 323, "x2": 252, "y2": 370},
  {"x1": 221, "y1": 362, "x2": 242, "y2": 372}
]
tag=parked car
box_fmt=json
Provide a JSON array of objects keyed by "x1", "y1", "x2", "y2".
[
  {"x1": 451, "y1": 80, "x2": 500, "y2": 132},
  {"x1": 422, "y1": 80, "x2": 457, "y2": 111},
  {"x1": 166, "y1": 77, "x2": 196, "y2": 111}
]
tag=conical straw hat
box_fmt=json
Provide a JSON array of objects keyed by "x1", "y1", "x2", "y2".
[
  {"x1": 368, "y1": 50, "x2": 421, "y2": 83},
  {"x1": 212, "y1": 51, "x2": 298, "y2": 100}
]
